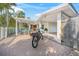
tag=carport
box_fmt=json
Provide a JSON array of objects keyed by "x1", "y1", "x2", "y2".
[{"x1": 14, "y1": 17, "x2": 31, "y2": 36}]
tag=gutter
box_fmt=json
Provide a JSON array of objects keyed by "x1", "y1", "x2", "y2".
[{"x1": 68, "y1": 3, "x2": 78, "y2": 14}]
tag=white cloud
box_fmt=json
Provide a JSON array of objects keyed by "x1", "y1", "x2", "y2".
[
  {"x1": 11, "y1": 6, "x2": 25, "y2": 12},
  {"x1": 39, "y1": 4, "x2": 44, "y2": 6},
  {"x1": 35, "y1": 13, "x2": 41, "y2": 17}
]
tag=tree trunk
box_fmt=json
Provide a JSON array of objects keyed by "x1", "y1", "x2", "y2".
[{"x1": 5, "y1": 9, "x2": 9, "y2": 38}]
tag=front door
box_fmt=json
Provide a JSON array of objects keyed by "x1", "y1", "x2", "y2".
[{"x1": 31, "y1": 24, "x2": 37, "y2": 32}]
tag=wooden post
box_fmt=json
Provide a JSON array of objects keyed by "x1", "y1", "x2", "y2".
[{"x1": 16, "y1": 20, "x2": 18, "y2": 36}]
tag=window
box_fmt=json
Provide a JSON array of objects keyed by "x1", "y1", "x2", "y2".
[{"x1": 41, "y1": 25, "x2": 44, "y2": 29}]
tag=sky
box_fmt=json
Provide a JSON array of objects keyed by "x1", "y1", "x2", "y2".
[{"x1": 14, "y1": 3, "x2": 79, "y2": 20}]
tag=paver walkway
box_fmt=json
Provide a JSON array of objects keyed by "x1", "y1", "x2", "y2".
[{"x1": 0, "y1": 33, "x2": 79, "y2": 56}]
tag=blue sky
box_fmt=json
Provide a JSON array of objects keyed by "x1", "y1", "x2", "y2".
[{"x1": 16, "y1": 3, "x2": 79, "y2": 20}]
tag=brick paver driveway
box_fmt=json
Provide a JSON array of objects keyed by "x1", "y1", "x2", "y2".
[{"x1": 0, "y1": 33, "x2": 79, "y2": 56}]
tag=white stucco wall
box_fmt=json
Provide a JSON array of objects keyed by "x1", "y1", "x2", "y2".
[
  {"x1": 41, "y1": 22, "x2": 57, "y2": 33},
  {"x1": 48, "y1": 22, "x2": 57, "y2": 33}
]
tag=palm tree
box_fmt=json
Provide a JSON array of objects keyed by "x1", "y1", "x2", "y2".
[
  {"x1": 5, "y1": 3, "x2": 16, "y2": 37},
  {"x1": 0, "y1": 3, "x2": 16, "y2": 26},
  {"x1": 0, "y1": 3, "x2": 16, "y2": 38}
]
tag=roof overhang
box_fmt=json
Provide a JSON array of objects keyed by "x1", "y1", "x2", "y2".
[{"x1": 37, "y1": 3, "x2": 78, "y2": 22}]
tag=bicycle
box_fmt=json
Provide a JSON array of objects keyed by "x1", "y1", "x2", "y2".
[{"x1": 31, "y1": 29, "x2": 43, "y2": 48}]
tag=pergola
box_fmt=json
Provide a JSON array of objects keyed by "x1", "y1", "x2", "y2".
[
  {"x1": 14, "y1": 17, "x2": 34, "y2": 36},
  {"x1": 15, "y1": 17, "x2": 41, "y2": 35}
]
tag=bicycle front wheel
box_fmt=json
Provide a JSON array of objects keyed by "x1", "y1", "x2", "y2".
[{"x1": 32, "y1": 36, "x2": 38, "y2": 48}]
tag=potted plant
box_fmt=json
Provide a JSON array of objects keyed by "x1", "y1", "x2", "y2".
[{"x1": 44, "y1": 28, "x2": 48, "y2": 33}]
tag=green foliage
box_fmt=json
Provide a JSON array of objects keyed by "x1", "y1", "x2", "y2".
[
  {"x1": 44, "y1": 28, "x2": 48, "y2": 31},
  {"x1": 22, "y1": 23, "x2": 28, "y2": 28},
  {"x1": 0, "y1": 3, "x2": 25, "y2": 27},
  {"x1": 16, "y1": 11, "x2": 25, "y2": 18},
  {"x1": 0, "y1": 15, "x2": 6, "y2": 27},
  {"x1": 0, "y1": 3, "x2": 16, "y2": 27},
  {"x1": 8, "y1": 17, "x2": 16, "y2": 27}
]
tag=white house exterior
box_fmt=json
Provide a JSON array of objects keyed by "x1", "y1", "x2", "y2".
[{"x1": 36, "y1": 3, "x2": 78, "y2": 43}]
